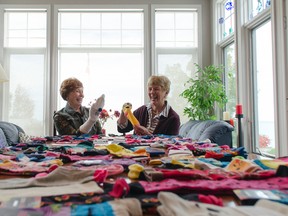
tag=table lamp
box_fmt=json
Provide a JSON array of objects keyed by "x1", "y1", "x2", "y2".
[{"x1": 0, "y1": 64, "x2": 8, "y2": 82}]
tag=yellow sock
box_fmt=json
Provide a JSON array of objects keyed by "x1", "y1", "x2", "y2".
[{"x1": 128, "y1": 164, "x2": 144, "y2": 179}]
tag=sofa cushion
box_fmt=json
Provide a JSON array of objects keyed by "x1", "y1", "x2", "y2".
[
  {"x1": 179, "y1": 120, "x2": 234, "y2": 146},
  {"x1": 0, "y1": 121, "x2": 25, "y2": 146},
  {"x1": 0, "y1": 128, "x2": 8, "y2": 148}
]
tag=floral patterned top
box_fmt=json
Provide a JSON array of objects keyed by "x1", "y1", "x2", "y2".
[{"x1": 53, "y1": 103, "x2": 102, "y2": 136}]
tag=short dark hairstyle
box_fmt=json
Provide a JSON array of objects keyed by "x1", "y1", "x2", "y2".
[{"x1": 60, "y1": 77, "x2": 83, "y2": 100}]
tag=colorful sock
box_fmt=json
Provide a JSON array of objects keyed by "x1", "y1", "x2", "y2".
[
  {"x1": 109, "y1": 178, "x2": 130, "y2": 198},
  {"x1": 157, "y1": 192, "x2": 288, "y2": 216},
  {"x1": 109, "y1": 198, "x2": 142, "y2": 216},
  {"x1": 157, "y1": 191, "x2": 228, "y2": 216},
  {"x1": 128, "y1": 164, "x2": 144, "y2": 179},
  {"x1": 71, "y1": 198, "x2": 142, "y2": 216},
  {"x1": 0, "y1": 166, "x2": 96, "y2": 189},
  {"x1": 225, "y1": 158, "x2": 261, "y2": 173},
  {"x1": 0, "y1": 181, "x2": 103, "y2": 203}
]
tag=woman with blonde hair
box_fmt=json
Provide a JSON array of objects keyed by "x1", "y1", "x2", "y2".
[{"x1": 117, "y1": 75, "x2": 180, "y2": 135}]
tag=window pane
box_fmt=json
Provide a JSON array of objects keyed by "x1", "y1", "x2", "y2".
[
  {"x1": 248, "y1": 0, "x2": 271, "y2": 20},
  {"x1": 81, "y1": 13, "x2": 101, "y2": 29},
  {"x1": 217, "y1": 0, "x2": 235, "y2": 41},
  {"x1": 81, "y1": 30, "x2": 101, "y2": 45},
  {"x1": 8, "y1": 54, "x2": 45, "y2": 136},
  {"x1": 157, "y1": 53, "x2": 197, "y2": 124},
  {"x1": 224, "y1": 43, "x2": 237, "y2": 146},
  {"x1": 8, "y1": 13, "x2": 27, "y2": 29},
  {"x1": 156, "y1": 13, "x2": 174, "y2": 29},
  {"x1": 102, "y1": 13, "x2": 121, "y2": 29},
  {"x1": 60, "y1": 30, "x2": 81, "y2": 45},
  {"x1": 122, "y1": 13, "x2": 143, "y2": 29},
  {"x1": 5, "y1": 11, "x2": 47, "y2": 47},
  {"x1": 4, "y1": 9, "x2": 47, "y2": 136},
  {"x1": 122, "y1": 30, "x2": 143, "y2": 46},
  {"x1": 155, "y1": 10, "x2": 198, "y2": 48},
  {"x1": 102, "y1": 30, "x2": 121, "y2": 45},
  {"x1": 28, "y1": 13, "x2": 46, "y2": 29},
  {"x1": 175, "y1": 13, "x2": 195, "y2": 29},
  {"x1": 155, "y1": 8, "x2": 199, "y2": 125},
  {"x1": 60, "y1": 13, "x2": 81, "y2": 29},
  {"x1": 252, "y1": 20, "x2": 275, "y2": 156},
  {"x1": 59, "y1": 11, "x2": 143, "y2": 47}
]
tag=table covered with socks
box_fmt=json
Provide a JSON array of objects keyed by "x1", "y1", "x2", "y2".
[{"x1": 0, "y1": 134, "x2": 288, "y2": 216}]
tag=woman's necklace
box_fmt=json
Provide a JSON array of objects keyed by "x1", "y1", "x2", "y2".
[
  {"x1": 152, "y1": 109, "x2": 158, "y2": 116},
  {"x1": 152, "y1": 104, "x2": 165, "y2": 116}
]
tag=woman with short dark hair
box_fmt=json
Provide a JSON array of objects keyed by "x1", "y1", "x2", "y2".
[{"x1": 54, "y1": 77, "x2": 105, "y2": 136}]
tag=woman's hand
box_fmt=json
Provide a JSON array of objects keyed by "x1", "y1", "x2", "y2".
[
  {"x1": 81, "y1": 94, "x2": 105, "y2": 134},
  {"x1": 133, "y1": 125, "x2": 152, "y2": 135},
  {"x1": 117, "y1": 103, "x2": 129, "y2": 125},
  {"x1": 90, "y1": 94, "x2": 105, "y2": 121}
]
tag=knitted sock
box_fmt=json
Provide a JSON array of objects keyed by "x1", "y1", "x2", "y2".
[
  {"x1": 109, "y1": 198, "x2": 143, "y2": 216},
  {"x1": 234, "y1": 199, "x2": 288, "y2": 216},
  {"x1": 0, "y1": 204, "x2": 71, "y2": 216},
  {"x1": 225, "y1": 158, "x2": 261, "y2": 173},
  {"x1": 0, "y1": 166, "x2": 96, "y2": 189},
  {"x1": 157, "y1": 192, "x2": 288, "y2": 216},
  {"x1": 109, "y1": 178, "x2": 130, "y2": 198},
  {"x1": 93, "y1": 169, "x2": 108, "y2": 183},
  {"x1": 0, "y1": 181, "x2": 103, "y2": 203},
  {"x1": 157, "y1": 191, "x2": 240, "y2": 216},
  {"x1": 127, "y1": 193, "x2": 223, "y2": 216},
  {"x1": 72, "y1": 198, "x2": 142, "y2": 216},
  {"x1": 128, "y1": 164, "x2": 144, "y2": 179}
]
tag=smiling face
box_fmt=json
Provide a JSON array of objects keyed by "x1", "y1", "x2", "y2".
[
  {"x1": 147, "y1": 75, "x2": 170, "y2": 108},
  {"x1": 66, "y1": 87, "x2": 84, "y2": 110},
  {"x1": 148, "y1": 85, "x2": 167, "y2": 107},
  {"x1": 60, "y1": 77, "x2": 84, "y2": 110}
]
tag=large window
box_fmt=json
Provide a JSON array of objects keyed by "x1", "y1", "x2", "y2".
[
  {"x1": 3, "y1": 9, "x2": 47, "y2": 136},
  {"x1": 239, "y1": 0, "x2": 283, "y2": 157},
  {"x1": 223, "y1": 42, "x2": 236, "y2": 146},
  {"x1": 215, "y1": 1, "x2": 237, "y2": 146},
  {"x1": 223, "y1": 43, "x2": 236, "y2": 116},
  {"x1": 251, "y1": 20, "x2": 275, "y2": 156},
  {"x1": 153, "y1": 7, "x2": 199, "y2": 124},
  {"x1": 214, "y1": 0, "x2": 288, "y2": 157},
  {"x1": 0, "y1": 3, "x2": 200, "y2": 136},
  {"x1": 57, "y1": 9, "x2": 145, "y2": 135},
  {"x1": 242, "y1": 0, "x2": 276, "y2": 156}
]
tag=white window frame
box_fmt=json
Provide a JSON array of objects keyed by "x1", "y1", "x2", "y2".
[
  {"x1": 0, "y1": 5, "x2": 51, "y2": 135},
  {"x1": 213, "y1": 0, "x2": 236, "y2": 120},
  {"x1": 151, "y1": 4, "x2": 203, "y2": 74},
  {"x1": 151, "y1": 4, "x2": 202, "y2": 124},
  {"x1": 52, "y1": 5, "x2": 149, "y2": 135},
  {"x1": 236, "y1": 1, "x2": 288, "y2": 157}
]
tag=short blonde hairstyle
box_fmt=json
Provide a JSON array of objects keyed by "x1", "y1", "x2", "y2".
[
  {"x1": 60, "y1": 77, "x2": 83, "y2": 100},
  {"x1": 147, "y1": 75, "x2": 171, "y2": 94}
]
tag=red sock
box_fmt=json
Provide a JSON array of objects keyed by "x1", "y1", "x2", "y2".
[{"x1": 109, "y1": 178, "x2": 130, "y2": 198}]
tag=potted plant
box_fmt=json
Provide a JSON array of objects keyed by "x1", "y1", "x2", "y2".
[{"x1": 180, "y1": 63, "x2": 228, "y2": 120}]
